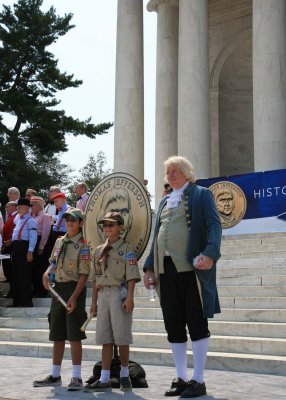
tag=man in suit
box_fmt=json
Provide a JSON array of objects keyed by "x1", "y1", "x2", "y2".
[{"x1": 143, "y1": 156, "x2": 222, "y2": 399}]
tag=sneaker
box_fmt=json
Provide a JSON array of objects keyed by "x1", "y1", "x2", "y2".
[
  {"x1": 84, "y1": 379, "x2": 112, "y2": 392},
  {"x1": 180, "y1": 380, "x2": 207, "y2": 398},
  {"x1": 120, "y1": 376, "x2": 132, "y2": 391},
  {"x1": 33, "y1": 375, "x2": 62, "y2": 387},
  {"x1": 67, "y1": 377, "x2": 83, "y2": 391}
]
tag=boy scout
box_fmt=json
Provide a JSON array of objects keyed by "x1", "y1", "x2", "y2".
[
  {"x1": 85, "y1": 211, "x2": 141, "y2": 393},
  {"x1": 33, "y1": 208, "x2": 91, "y2": 391}
]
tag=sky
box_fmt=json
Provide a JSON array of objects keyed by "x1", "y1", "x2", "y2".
[
  {"x1": 39, "y1": 0, "x2": 157, "y2": 203},
  {"x1": 2, "y1": 0, "x2": 157, "y2": 203}
]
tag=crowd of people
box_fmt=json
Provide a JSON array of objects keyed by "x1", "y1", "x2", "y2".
[{"x1": 0, "y1": 182, "x2": 90, "y2": 305}]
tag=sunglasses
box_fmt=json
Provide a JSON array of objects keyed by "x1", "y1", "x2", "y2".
[{"x1": 103, "y1": 223, "x2": 117, "y2": 228}]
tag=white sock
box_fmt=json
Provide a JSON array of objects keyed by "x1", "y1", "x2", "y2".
[
  {"x1": 120, "y1": 365, "x2": 129, "y2": 378},
  {"x1": 51, "y1": 364, "x2": 61, "y2": 378},
  {"x1": 191, "y1": 337, "x2": 209, "y2": 384},
  {"x1": 72, "y1": 364, "x2": 81, "y2": 379},
  {"x1": 100, "y1": 369, "x2": 110, "y2": 383},
  {"x1": 170, "y1": 342, "x2": 188, "y2": 382}
]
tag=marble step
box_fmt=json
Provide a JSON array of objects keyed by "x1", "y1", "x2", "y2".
[
  {"x1": 0, "y1": 341, "x2": 284, "y2": 376},
  {"x1": 221, "y1": 236, "x2": 286, "y2": 247},
  {"x1": 0, "y1": 328, "x2": 285, "y2": 356},
  {"x1": 217, "y1": 285, "x2": 286, "y2": 297},
  {"x1": 216, "y1": 265, "x2": 286, "y2": 277},
  {"x1": 140, "y1": 258, "x2": 286, "y2": 270},
  {"x1": 219, "y1": 297, "x2": 286, "y2": 309},
  {"x1": 215, "y1": 308, "x2": 286, "y2": 323},
  {"x1": 3, "y1": 281, "x2": 285, "y2": 305},
  {"x1": 1, "y1": 306, "x2": 286, "y2": 323},
  {"x1": 135, "y1": 285, "x2": 286, "y2": 297},
  {"x1": 222, "y1": 232, "x2": 286, "y2": 240},
  {"x1": 27, "y1": 295, "x2": 286, "y2": 309},
  {"x1": 221, "y1": 243, "x2": 286, "y2": 254},
  {"x1": 217, "y1": 275, "x2": 286, "y2": 286},
  {"x1": 217, "y1": 258, "x2": 286, "y2": 268},
  {"x1": 1, "y1": 317, "x2": 286, "y2": 338},
  {"x1": 221, "y1": 251, "x2": 286, "y2": 260}
]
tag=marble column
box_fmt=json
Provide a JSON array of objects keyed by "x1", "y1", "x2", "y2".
[
  {"x1": 210, "y1": 88, "x2": 220, "y2": 177},
  {"x1": 147, "y1": 0, "x2": 179, "y2": 208},
  {"x1": 114, "y1": 0, "x2": 144, "y2": 181},
  {"x1": 253, "y1": 0, "x2": 286, "y2": 171},
  {"x1": 177, "y1": 0, "x2": 211, "y2": 178}
]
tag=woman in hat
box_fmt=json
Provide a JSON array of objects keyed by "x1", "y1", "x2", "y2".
[{"x1": 11, "y1": 198, "x2": 37, "y2": 307}]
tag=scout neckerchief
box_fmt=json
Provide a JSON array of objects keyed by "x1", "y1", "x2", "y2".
[
  {"x1": 18, "y1": 216, "x2": 32, "y2": 240},
  {"x1": 98, "y1": 244, "x2": 112, "y2": 272},
  {"x1": 58, "y1": 236, "x2": 73, "y2": 264}
]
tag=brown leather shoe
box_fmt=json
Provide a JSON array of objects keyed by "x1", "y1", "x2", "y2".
[
  {"x1": 165, "y1": 378, "x2": 188, "y2": 397},
  {"x1": 180, "y1": 380, "x2": 206, "y2": 398}
]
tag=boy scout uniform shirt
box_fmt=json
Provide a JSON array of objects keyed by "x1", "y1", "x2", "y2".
[
  {"x1": 50, "y1": 232, "x2": 91, "y2": 282},
  {"x1": 93, "y1": 238, "x2": 141, "y2": 288}
]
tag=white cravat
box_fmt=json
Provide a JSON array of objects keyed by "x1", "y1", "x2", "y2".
[{"x1": 166, "y1": 181, "x2": 189, "y2": 209}]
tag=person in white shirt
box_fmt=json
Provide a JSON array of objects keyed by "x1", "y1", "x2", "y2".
[{"x1": 44, "y1": 186, "x2": 61, "y2": 225}]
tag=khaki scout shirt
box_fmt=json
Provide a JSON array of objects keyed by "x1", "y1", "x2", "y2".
[
  {"x1": 50, "y1": 232, "x2": 91, "y2": 283},
  {"x1": 93, "y1": 238, "x2": 141, "y2": 288}
]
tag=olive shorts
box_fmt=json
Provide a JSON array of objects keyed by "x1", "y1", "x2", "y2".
[
  {"x1": 48, "y1": 281, "x2": 87, "y2": 341},
  {"x1": 96, "y1": 286, "x2": 132, "y2": 345}
]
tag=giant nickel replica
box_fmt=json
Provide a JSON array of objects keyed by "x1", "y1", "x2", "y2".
[{"x1": 84, "y1": 172, "x2": 152, "y2": 260}]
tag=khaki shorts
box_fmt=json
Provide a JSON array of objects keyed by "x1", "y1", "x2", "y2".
[
  {"x1": 49, "y1": 282, "x2": 87, "y2": 342},
  {"x1": 96, "y1": 287, "x2": 132, "y2": 345}
]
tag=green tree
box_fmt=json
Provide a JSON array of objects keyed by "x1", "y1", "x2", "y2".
[
  {"x1": 66, "y1": 151, "x2": 112, "y2": 205},
  {"x1": 78, "y1": 151, "x2": 112, "y2": 191},
  {"x1": 0, "y1": 0, "x2": 113, "y2": 207}
]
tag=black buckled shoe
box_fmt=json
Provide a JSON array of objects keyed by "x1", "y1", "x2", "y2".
[
  {"x1": 165, "y1": 378, "x2": 188, "y2": 397},
  {"x1": 180, "y1": 380, "x2": 206, "y2": 398}
]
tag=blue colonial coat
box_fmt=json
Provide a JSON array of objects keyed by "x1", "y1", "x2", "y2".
[{"x1": 144, "y1": 183, "x2": 222, "y2": 318}]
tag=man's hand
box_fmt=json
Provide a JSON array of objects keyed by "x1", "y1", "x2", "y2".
[
  {"x1": 143, "y1": 271, "x2": 156, "y2": 289},
  {"x1": 195, "y1": 255, "x2": 214, "y2": 270},
  {"x1": 27, "y1": 251, "x2": 33, "y2": 263}
]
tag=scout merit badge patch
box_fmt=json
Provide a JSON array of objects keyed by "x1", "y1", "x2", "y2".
[
  {"x1": 126, "y1": 252, "x2": 137, "y2": 266},
  {"x1": 84, "y1": 172, "x2": 152, "y2": 261},
  {"x1": 80, "y1": 248, "x2": 91, "y2": 261}
]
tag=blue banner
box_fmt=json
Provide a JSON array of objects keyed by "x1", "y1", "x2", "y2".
[{"x1": 197, "y1": 169, "x2": 286, "y2": 233}]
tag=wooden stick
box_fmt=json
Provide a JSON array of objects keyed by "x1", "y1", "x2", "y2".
[
  {"x1": 48, "y1": 285, "x2": 68, "y2": 309},
  {"x1": 80, "y1": 314, "x2": 94, "y2": 332}
]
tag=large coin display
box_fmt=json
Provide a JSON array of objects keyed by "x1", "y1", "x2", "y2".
[
  {"x1": 209, "y1": 181, "x2": 247, "y2": 229},
  {"x1": 84, "y1": 172, "x2": 152, "y2": 260}
]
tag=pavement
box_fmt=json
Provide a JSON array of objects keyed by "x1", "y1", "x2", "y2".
[{"x1": 0, "y1": 355, "x2": 285, "y2": 400}]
